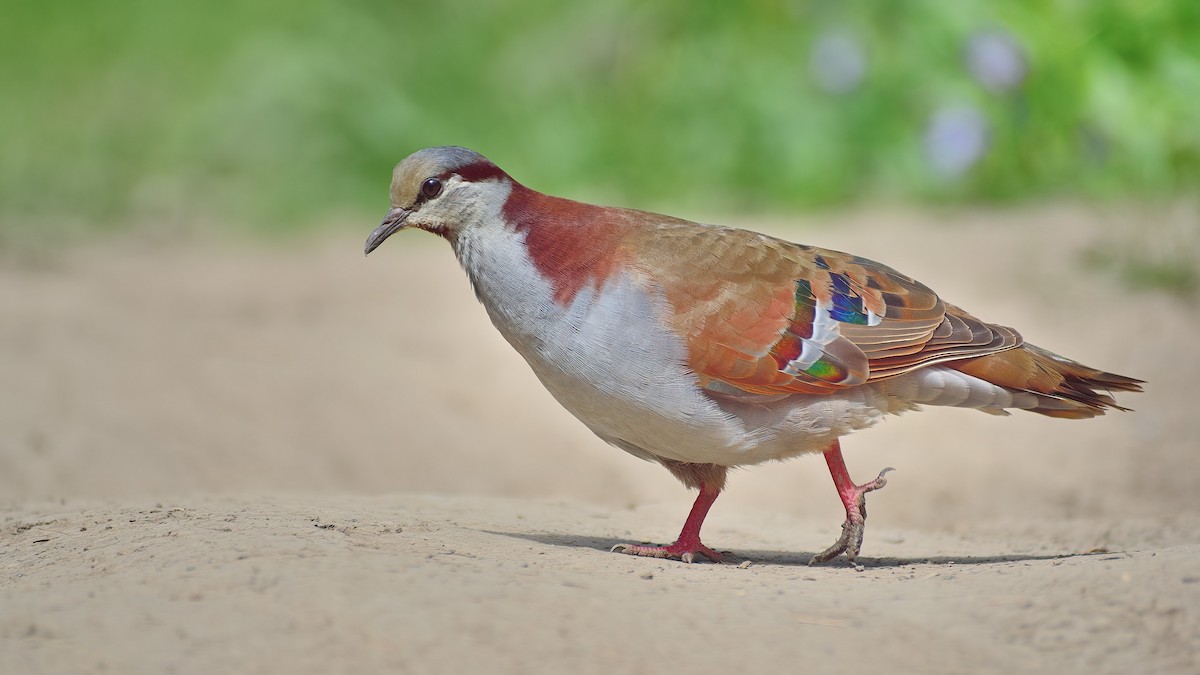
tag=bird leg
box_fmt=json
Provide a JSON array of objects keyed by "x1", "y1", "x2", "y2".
[
  {"x1": 809, "y1": 440, "x2": 894, "y2": 566},
  {"x1": 612, "y1": 482, "x2": 725, "y2": 563}
]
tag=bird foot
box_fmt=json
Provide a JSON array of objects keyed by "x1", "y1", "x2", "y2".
[
  {"x1": 611, "y1": 541, "x2": 726, "y2": 564},
  {"x1": 809, "y1": 467, "x2": 893, "y2": 565}
]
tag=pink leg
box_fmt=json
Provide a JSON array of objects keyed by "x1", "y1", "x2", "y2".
[
  {"x1": 809, "y1": 440, "x2": 894, "y2": 565},
  {"x1": 612, "y1": 482, "x2": 724, "y2": 563}
]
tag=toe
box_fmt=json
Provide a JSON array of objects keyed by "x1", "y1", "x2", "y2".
[{"x1": 611, "y1": 541, "x2": 725, "y2": 563}]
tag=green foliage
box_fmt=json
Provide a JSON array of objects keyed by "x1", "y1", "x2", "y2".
[{"x1": 1, "y1": 0, "x2": 1197, "y2": 234}]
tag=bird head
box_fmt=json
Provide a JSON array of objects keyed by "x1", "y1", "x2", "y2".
[{"x1": 364, "y1": 146, "x2": 512, "y2": 255}]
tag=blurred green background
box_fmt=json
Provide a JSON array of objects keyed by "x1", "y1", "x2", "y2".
[{"x1": 1, "y1": 0, "x2": 1198, "y2": 241}]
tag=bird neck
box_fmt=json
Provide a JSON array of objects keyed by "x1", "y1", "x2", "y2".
[{"x1": 491, "y1": 183, "x2": 631, "y2": 306}]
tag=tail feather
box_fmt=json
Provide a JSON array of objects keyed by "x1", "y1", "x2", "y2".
[{"x1": 949, "y1": 343, "x2": 1143, "y2": 419}]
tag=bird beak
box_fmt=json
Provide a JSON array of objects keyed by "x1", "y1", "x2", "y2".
[{"x1": 364, "y1": 207, "x2": 411, "y2": 255}]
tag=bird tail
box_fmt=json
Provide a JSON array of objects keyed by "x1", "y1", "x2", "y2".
[{"x1": 948, "y1": 343, "x2": 1144, "y2": 419}]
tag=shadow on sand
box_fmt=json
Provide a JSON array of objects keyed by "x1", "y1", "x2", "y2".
[{"x1": 483, "y1": 529, "x2": 1118, "y2": 568}]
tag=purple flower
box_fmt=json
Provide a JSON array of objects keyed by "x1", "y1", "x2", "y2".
[
  {"x1": 965, "y1": 30, "x2": 1028, "y2": 94},
  {"x1": 924, "y1": 106, "x2": 990, "y2": 177}
]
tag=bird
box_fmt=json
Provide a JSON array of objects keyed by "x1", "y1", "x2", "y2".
[{"x1": 364, "y1": 146, "x2": 1142, "y2": 566}]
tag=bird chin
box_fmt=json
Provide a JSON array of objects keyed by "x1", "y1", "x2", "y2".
[{"x1": 364, "y1": 208, "x2": 411, "y2": 255}]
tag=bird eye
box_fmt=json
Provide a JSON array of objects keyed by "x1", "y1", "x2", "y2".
[{"x1": 420, "y1": 177, "x2": 443, "y2": 200}]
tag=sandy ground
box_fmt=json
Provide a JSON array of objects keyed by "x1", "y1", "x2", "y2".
[{"x1": 2, "y1": 205, "x2": 1198, "y2": 673}]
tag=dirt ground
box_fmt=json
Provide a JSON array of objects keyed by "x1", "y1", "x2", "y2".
[{"x1": 2, "y1": 205, "x2": 1198, "y2": 673}]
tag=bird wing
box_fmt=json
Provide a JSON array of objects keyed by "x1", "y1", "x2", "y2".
[{"x1": 625, "y1": 220, "x2": 1021, "y2": 396}]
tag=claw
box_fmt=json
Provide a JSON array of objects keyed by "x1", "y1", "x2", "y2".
[
  {"x1": 809, "y1": 520, "x2": 865, "y2": 565},
  {"x1": 810, "y1": 442, "x2": 895, "y2": 565}
]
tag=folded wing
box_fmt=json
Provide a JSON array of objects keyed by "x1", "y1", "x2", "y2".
[{"x1": 627, "y1": 222, "x2": 1021, "y2": 396}]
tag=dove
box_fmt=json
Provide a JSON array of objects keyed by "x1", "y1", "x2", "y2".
[{"x1": 364, "y1": 146, "x2": 1141, "y2": 565}]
